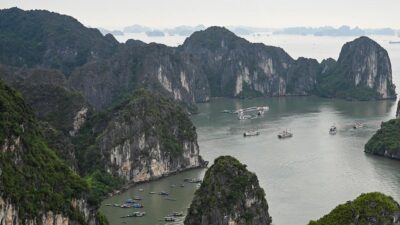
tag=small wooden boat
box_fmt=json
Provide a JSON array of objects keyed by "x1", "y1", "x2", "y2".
[
  {"x1": 188, "y1": 178, "x2": 202, "y2": 183},
  {"x1": 159, "y1": 191, "x2": 169, "y2": 196},
  {"x1": 329, "y1": 125, "x2": 337, "y2": 135},
  {"x1": 133, "y1": 196, "x2": 142, "y2": 201},
  {"x1": 243, "y1": 130, "x2": 260, "y2": 137},
  {"x1": 126, "y1": 199, "x2": 135, "y2": 203},
  {"x1": 171, "y1": 211, "x2": 184, "y2": 217},
  {"x1": 132, "y1": 203, "x2": 143, "y2": 208},
  {"x1": 353, "y1": 122, "x2": 364, "y2": 129},
  {"x1": 164, "y1": 217, "x2": 176, "y2": 222}
]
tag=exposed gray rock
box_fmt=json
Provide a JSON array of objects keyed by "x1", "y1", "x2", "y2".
[
  {"x1": 76, "y1": 90, "x2": 205, "y2": 182},
  {"x1": 340, "y1": 36, "x2": 395, "y2": 98},
  {"x1": 317, "y1": 36, "x2": 396, "y2": 100}
]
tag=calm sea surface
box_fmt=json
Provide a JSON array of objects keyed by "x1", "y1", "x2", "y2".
[{"x1": 101, "y1": 35, "x2": 400, "y2": 225}]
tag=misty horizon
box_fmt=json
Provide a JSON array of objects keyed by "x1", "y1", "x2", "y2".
[{"x1": 1, "y1": 0, "x2": 399, "y2": 29}]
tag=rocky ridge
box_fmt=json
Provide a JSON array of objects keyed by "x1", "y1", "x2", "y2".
[{"x1": 0, "y1": 8, "x2": 396, "y2": 114}]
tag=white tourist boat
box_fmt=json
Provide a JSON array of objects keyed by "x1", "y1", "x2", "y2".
[{"x1": 278, "y1": 130, "x2": 293, "y2": 139}]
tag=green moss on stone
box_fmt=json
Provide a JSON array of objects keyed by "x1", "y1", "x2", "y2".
[{"x1": 308, "y1": 192, "x2": 400, "y2": 225}]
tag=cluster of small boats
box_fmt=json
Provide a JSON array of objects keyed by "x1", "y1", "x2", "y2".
[
  {"x1": 243, "y1": 121, "x2": 365, "y2": 139},
  {"x1": 120, "y1": 211, "x2": 184, "y2": 220},
  {"x1": 107, "y1": 198, "x2": 144, "y2": 209},
  {"x1": 329, "y1": 122, "x2": 365, "y2": 135},
  {"x1": 121, "y1": 211, "x2": 146, "y2": 218},
  {"x1": 106, "y1": 177, "x2": 203, "y2": 222},
  {"x1": 243, "y1": 129, "x2": 293, "y2": 139}
]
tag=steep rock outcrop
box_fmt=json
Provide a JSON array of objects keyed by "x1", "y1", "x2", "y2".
[
  {"x1": 286, "y1": 57, "x2": 321, "y2": 95},
  {"x1": 308, "y1": 192, "x2": 400, "y2": 225},
  {"x1": 75, "y1": 89, "x2": 205, "y2": 182},
  {"x1": 0, "y1": 7, "x2": 118, "y2": 76},
  {"x1": 181, "y1": 27, "x2": 296, "y2": 98},
  {"x1": 185, "y1": 156, "x2": 271, "y2": 225},
  {"x1": 0, "y1": 81, "x2": 103, "y2": 225},
  {"x1": 365, "y1": 119, "x2": 400, "y2": 160},
  {"x1": 396, "y1": 100, "x2": 399, "y2": 118},
  {"x1": 317, "y1": 36, "x2": 396, "y2": 100}
]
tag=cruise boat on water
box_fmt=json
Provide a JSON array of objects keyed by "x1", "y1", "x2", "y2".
[{"x1": 278, "y1": 130, "x2": 293, "y2": 139}]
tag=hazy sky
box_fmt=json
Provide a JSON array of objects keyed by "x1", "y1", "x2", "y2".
[{"x1": 1, "y1": 0, "x2": 399, "y2": 29}]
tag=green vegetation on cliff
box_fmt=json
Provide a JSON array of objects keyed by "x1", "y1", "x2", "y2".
[
  {"x1": 185, "y1": 156, "x2": 271, "y2": 225},
  {"x1": 308, "y1": 192, "x2": 400, "y2": 225},
  {"x1": 199, "y1": 156, "x2": 267, "y2": 211},
  {"x1": 365, "y1": 119, "x2": 400, "y2": 159},
  {"x1": 0, "y1": 81, "x2": 95, "y2": 223}
]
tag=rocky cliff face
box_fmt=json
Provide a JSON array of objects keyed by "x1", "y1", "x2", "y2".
[
  {"x1": 397, "y1": 100, "x2": 400, "y2": 118},
  {"x1": 308, "y1": 192, "x2": 400, "y2": 225},
  {"x1": 75, "y1": 90, "x2": 205, "y2": 182},
  {"x1": 182, "y1": 27, "x2": 306, "y2": 98},
  {"x1": 68, "y1": 42, "x2": 209, "y2": 111},
  {"x1": 0, "y1": 81, "x2": 103, "y2": 225},
  {"x1": 317, "y1": 36, "x2": 396, "y2": 100},
  {"x1": 185, "y1": 156, "x2": 271, "y2": 225},
  {"x1": 340, "y1": 37, "x2": 395, "y2": 98}
]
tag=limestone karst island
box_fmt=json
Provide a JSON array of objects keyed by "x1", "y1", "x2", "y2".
[{"x1": 1, "y1": 2, "x2": 400, "y2": 225}]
